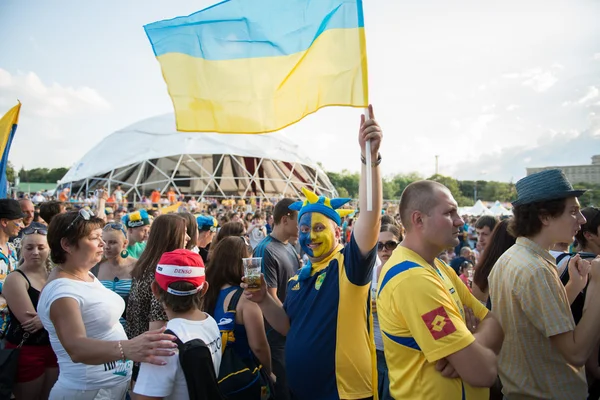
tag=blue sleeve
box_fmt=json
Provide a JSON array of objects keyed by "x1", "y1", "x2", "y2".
[{"x1": 342, "y1": 232, "x2": 377, "y2": 286}]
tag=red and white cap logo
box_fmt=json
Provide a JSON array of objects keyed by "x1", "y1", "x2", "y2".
[{"x1": 155, "y1": 249, "x2": 206, "y2": 296}]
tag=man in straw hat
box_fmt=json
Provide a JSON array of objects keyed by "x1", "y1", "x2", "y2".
[
  {"x1": 489, "y1": 169, "x2": 600, "y2": 399},
  {"x1": 243, "y1": 105, "x2": 383, "y2": 400}
]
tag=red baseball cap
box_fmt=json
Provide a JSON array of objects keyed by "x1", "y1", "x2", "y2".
[{"x1": 155, "y1": 249, "x2": 205, "y2": 296}]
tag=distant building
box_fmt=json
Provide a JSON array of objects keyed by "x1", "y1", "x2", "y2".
[{"x1": 527, "y1": 155, "x2": 600, "y2": 185}]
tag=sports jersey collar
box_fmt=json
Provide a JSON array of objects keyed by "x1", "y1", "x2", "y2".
[
  {"x1": 310, "y1": 243, "x2": 344, "y2": 276},
  {"x1": 395, "y1": 245, "x2": 440, "y2": 274}
]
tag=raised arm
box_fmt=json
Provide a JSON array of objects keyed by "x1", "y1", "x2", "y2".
[{"x1": 353, "y1": 104, "x2": 383, "y2": 256}]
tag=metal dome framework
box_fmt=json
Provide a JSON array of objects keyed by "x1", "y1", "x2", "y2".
[
  {"x1": 67, "y1": 153, "x2": 336, "y2": 201},
  {"x1": 59, "y1": 114, "x2": 337, "y2": 201}
]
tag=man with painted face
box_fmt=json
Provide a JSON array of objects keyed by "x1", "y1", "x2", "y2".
[{"x1": 243, "y1": 104, "x2": 383, "y2": 400}]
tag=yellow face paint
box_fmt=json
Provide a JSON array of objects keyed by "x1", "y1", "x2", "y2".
[{"x1": 299, "y1": 212, "x2": 336, "y2": 259}]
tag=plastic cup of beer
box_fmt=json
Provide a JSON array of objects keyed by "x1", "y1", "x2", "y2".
[{"x1": 243, "y1": 257, "x2": 262, "y2": 292}]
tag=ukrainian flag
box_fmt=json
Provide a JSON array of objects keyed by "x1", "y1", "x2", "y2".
[
  {"x1": 144, "y1": 0, "x2": 368, "y2": 134},
  {"x1": 0, "y1": 102, "x2": 21, "y2": 198}
]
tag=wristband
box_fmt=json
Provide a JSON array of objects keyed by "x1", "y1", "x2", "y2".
[
  {"x1": 361, "y1": 153, "x2": 382, "y2": 167},
  {"x1": 118, "y1": 341, "x2": 126, "y2": 361}
]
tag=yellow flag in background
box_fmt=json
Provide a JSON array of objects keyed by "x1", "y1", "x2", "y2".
[{"x1": 0, "y1": 102, "x2": 21, "y2": 198}]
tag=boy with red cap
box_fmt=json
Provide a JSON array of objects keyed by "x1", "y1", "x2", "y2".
[{"x1": 134, "y1": 249, "x2": 222, "y2": 399}]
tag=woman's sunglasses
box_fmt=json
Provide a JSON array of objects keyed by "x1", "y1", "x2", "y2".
[
  {"x1": 103, "y1": 223, "x2": 127, "y2": 237},
  {"x1": 377, "y1": 240, "x2": 399, "y2": 252},
  {"x1": 66, "y1": 209, "x2": 94, "y2": 232},
  {"x1": 22, "y1": 226, "x2": 48, "y2": 236}
]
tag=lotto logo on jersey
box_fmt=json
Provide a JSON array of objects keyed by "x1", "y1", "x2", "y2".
[{"x1": 421, "y1": 306, "x2": 456, "y2": 340}]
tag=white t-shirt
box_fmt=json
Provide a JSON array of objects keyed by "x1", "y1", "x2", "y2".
[
  {"x1": 134, "y1": 317, "x2": 222, "y2": 400},
  {"x1": 249, "y1": 225, "x2": 266, "y2": 249},
  {"x1": 38, "y1": 276, "x2": 131, "y2": 390}
]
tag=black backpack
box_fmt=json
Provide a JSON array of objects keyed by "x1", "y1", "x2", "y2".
[
  {"x1": 164, "y1": 329, "x2": 226, "y2": 400},
  {"x1": 216, "y1": 288, "x2": 272, "y2": 400}
]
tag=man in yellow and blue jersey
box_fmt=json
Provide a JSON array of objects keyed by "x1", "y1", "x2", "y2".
[
  {"x1": 377, "y1": 180, "x2": 504, "y2": 400},
  {"x1": 243, "y1": 105, "x2": 383, "y2": 400}
]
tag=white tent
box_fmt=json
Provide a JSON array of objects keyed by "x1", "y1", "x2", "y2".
[
  {"x1": 468, "y1": 200, "x2": 495, "y2": 216},
  {"x1": 489, "y1": 200, "x2": 513, "y2": 216},
  {"x1": 58, "y1": 114, "x2": 337, "y2": 200}
]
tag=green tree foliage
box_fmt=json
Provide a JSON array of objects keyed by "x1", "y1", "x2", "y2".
[
  {"x1": 327, "y1": 170, "x2": 360, "y2": 198},
  {"x1": 574, "y1": 183, "x2": 600, "y2": 208},
  {"x1": 6, "y1": 161, "x2": 15, "y2": 183},
  {"x1": 17, "y1": 167, "x2": 69, "y2": 183},
  {"x1": 324, "y1": 171, "x2": 554, "y2": 206}
]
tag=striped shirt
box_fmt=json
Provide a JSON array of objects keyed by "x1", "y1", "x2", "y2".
[
  {"x1": 100, "y1": 278, "x2": 132, "y2": 330},
  {"x1": 489, "y1": 237, "x2": 586, "y2": 400}
]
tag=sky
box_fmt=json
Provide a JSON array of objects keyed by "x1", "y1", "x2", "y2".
[{"x1": 1, "y1": 0, "x2": 599, "y2": 183}]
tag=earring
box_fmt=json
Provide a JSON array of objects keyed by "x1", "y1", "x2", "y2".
[{"x1": 120, "y1": 249, "x2": 129, "y2": 259}]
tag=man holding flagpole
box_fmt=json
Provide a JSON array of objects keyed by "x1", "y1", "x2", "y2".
[{"x1": 243, "y1": 105, "x2": 383, "y2": 400}]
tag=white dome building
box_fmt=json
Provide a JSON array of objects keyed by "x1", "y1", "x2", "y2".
[{"x1": 58, "y1": 114, "x2": 337, "y2": 201}]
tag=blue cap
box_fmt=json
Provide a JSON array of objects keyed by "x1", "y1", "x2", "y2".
[{"x1": 196, "y1": 215, "x2": 217, "y2": 232}]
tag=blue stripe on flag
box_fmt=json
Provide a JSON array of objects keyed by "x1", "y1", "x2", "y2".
[{"x1": 144, "y1": 0, "x2": 364, "y2": 60}]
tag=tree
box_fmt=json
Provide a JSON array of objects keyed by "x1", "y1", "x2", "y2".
[
  {"x1": 390, "y1": 172, "x2": 422, "y2": 198},
  {"x1": 427, "y1": 174, "x2": 461, "y2": 198},
  {"x1": 6, "y1": 161, "x2": 15, "y2": 183},
  {"x1": 326, "y1": 170, "x2": 359, "y2": 198},
  {"x1": 574, "y1": 183, "x2": 599, "y2": 207}
]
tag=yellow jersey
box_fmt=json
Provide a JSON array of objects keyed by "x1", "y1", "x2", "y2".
[{"x1": 377, "y1": 246, "x2": 489, "y2": 400}]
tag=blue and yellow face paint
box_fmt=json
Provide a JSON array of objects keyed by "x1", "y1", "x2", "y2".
[{"x1": 299, "y1": 212, "x2": 336, "y2": 258}]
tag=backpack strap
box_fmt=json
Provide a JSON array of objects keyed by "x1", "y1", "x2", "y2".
[
  {"x1": 556, "y1": 252, "x2": 573, "y2": 266},
  {"x1": 164, "y1": 329, "x2": 185, "y2": 348},
  {"x1": 227, "y1": 287, "x2": 244, "y2": 313}
]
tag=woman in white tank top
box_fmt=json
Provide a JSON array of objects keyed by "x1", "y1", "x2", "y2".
[{"x1": 37, "y1": 210, "x2": 178, "y2": 400}]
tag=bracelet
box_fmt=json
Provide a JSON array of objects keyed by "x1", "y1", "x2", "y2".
[
  {"x1": 117, "y1": 341, "x2": 126, "y2": 361},
  {"x1": 361, "y1": 152, "x2": 382, "y2": 167}
]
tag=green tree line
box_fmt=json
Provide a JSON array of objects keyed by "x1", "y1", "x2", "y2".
[
  {"x1": 5, "y1": 162, "x2": 599, "y2": 207},
  {"x1": 6, "y1": 162, "x2": 68, "y2": 184},
  {"x1": 327, "y1": 170, "x2": 599, "y2": 207}
]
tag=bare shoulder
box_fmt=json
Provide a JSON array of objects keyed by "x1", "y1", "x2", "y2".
[{"x1": 4, "y1": 269, "x2": 26, "y2": 286}]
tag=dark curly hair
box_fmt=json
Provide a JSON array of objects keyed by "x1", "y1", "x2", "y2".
[{"x1": 508, "y1": 198, "x2": 567, "y2": 238}]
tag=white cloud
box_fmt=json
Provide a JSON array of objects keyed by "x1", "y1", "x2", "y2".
[
  {"x1": 453, "y1": 129, "x2": 600, "y2": 181},
  {"x1": 502, "y1": 66, "x2": 560, "y2": 92},
  {"x1": 450, "y1": 119, "x2": 461, "y2": 130},
  {"x1": 0, "y1": 68, "x2": 111, "y2": 118},
  {"x1": 578, "y1": 86, "x2": 599, "y2": 105},
  {"x1": 522, "y1": 70, "x2": 558, "y2": 92},
  {"x1": 594, "y1": 53, "x2": 600, "y2": 61},
  {"x1": 506, "y1": 104, "x2": 519, "y2": 111},
  {"x1": 481, "y1": 104, "x2": 496, "y2": 112},
  {"x1": 468, "y1": 114, "x2": 497, "y2": 140}
]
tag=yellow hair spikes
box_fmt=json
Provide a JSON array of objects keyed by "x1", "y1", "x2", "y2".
[
  {"x1": 301, "y1": 187, "x2": 320, "y2": 205},
  {"x1": 337, "y1": 209, "x2": 355, "y2": 218}
]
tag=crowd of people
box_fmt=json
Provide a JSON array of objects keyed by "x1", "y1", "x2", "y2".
[{"x1": 1, "y1": 105, "x2": 599, "y2": 400}]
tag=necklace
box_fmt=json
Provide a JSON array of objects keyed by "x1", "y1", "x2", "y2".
[{"x1": 58, "y1": 266, "x2": 91, "y2": 282}]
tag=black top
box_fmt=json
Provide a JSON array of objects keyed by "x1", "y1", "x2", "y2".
[{"x1": 6, "y1": 269, "x2": 50, "y2": 346}]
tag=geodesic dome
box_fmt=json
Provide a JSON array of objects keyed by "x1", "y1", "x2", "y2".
[{"x1": 58, "y1": 114, "x2": 337, "y2": 201}]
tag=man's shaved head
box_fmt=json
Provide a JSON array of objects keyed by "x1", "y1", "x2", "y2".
[{"x1": 400, "y1": 180, "x2": 449, "y2": 230}]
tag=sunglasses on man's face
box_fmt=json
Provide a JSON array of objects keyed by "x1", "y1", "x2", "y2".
[
  {"x1": 377, "y1": 240, "x2": 399, "y2": 252},
  {"x1": 66, "y1": 209, "x2": 94, "y2": 232}
]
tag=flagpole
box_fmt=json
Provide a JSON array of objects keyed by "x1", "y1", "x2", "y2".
[{"x1": 364, "y1": 107, "x2": 372, "y2": 212}]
